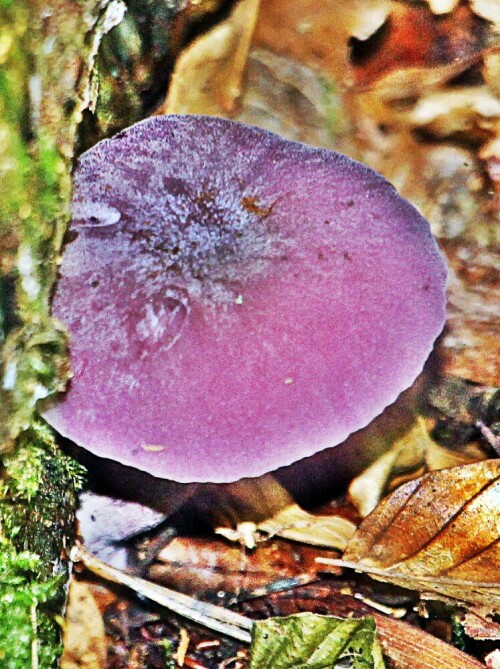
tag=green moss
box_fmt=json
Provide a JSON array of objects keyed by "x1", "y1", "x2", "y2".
[
  {"x1": 1, "y1": 423, "x2": 86, "y2": 558},
  {"x1": 0, "y1": 422, "x2": 85, "y2": 669},
  {"x1": 0, "y1": 545, "x2": 63, "y2": 669},
  {"x1": 451, "y1": 615, "x2": 467, "y2": 652},
  {"x1": 162, "y1": 638, "x2": 176, "y2": 669}
]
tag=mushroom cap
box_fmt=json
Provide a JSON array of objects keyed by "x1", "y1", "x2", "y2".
[{"x1": 43, "y1": 115, "x2": 446, "y2": 483}]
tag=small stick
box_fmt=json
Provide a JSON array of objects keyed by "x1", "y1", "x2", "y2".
[
  {"x1": 476, "y1": 421, "x2": 500, "y2": 456},
  {"x1": 71, "y1": 543, "x2": 253, "y2": 643}
]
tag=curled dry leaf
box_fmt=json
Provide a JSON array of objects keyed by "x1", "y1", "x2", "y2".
[
  {"x1": 343, "y1": 2, "x2": 498, "y2": 244},
  {"x1": 409, "y1": 87, "x2": 500, "y2": 141},
  {"x1": 348, "y1": 418, "x2": 484, "y2": 518},
  {"x1": 256, "y1": 504, "x2": 356, "y2": 550},
  {"x1": 163, "y1": 0, "x2": 260, "y2": 115},
  {"x1": 254, "y1": 0, "x2": 391, "y2": 81},
  {"x1": 196, "y1": 474, "x2": 355, "y2": 550},
  {"x1": 333, "y1": 460, "x2": 500, "y2": 610},
  {"x1": 350, "y1": 3, "x2": 488, "y2": 95}
]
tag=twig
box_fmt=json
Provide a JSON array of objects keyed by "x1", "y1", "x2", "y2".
[{"x1": 70, "y1": 543, "x2": 253, "y2": 643}]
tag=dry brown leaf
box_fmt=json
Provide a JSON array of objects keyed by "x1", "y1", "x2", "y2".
[
  {"x1": 150, "y1": 535, "x2": 334, "y2": 597},
  {"x1": 331, "y1": 460, "x2": 500, "y2": 610},
  {"x1": 409, "y1": 87, "x2": 500, "y2": 140},
  {"x1": 439, "y1": 240, "x2": 500, "y2": 385},
  {"x1": 197, "y1": 474, "x2": 355, "y2": 550},
  {"x1": 254, "y1": 0, "x2": 390, "y2": 81},
  {"x1": 61, "y1": 580, "x2": 107, "y2": 669},
  {"x1": 373, "y1": 613, "x2": 486, "y2": 669},
  {"x1": 463, "y1": 606, "x2": 500, "y2": 640},
  {"x1": 256, "y1": 504, "x2": 356, "y2": 550},
  {"x1": 348, "y1": 418, "x2": 483, "y2": 518},
  {"x1": 163, "y1": 0, "x2": 260, "y2": 115},
  {"x1": 340, "y1": 2, "x2": 498, "y2": 244},
  {"x1": 350, "y1": 4, "x2": 487, "y2": 94}
]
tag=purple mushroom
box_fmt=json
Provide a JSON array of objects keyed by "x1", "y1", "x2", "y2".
[{"x1": 43, "y1": 115, "x2": 447, "y2": 483}]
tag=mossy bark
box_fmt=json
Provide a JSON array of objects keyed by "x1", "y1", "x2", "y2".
[{"x1": 0, "y1": 1, "x2": 125, "y2": 666}]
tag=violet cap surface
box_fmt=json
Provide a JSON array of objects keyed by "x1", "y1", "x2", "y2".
[{"x1": 43, "y1": 115, "x2": 447, "y2": 483}]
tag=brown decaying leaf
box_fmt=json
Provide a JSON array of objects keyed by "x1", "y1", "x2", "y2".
[
  {"x1": 254, "y1": 0, "x2": 390, "y2": 80},
  {"x1": 202, "y1": 474, "x2": 355, "y2": 550},
  {"x1": 439, "y1": 239, "x2": 500, "y2": 386},
  {"x1": 61, "y1": 580, "x2": 107, "y2": 669},
  {"x1": 337, "y1": 3, "x2": 498, "y2": 246},
  {"x1": 409, "y1": 87, "x2": 500, "y2": 141},
  {"x1": 348, "y1": 417, "x2": 485, "y2": 518},
  {"x1": 333, "y1": 460, "x2": 500, "y2": 610},
  {"x1": 372, "y1": 613, "x2": 486, "y2": 669},
  {"x1": 150, "y1": 535, "x2": 337, "y2": 598},
  {"x1": 163, "y1": 0, "x2": 260, "y2": 115},
  {"x1": 463, "y1": 606, "x2": 500, "y2": 640},
  {"x1": 256, "y1": 503, "x2": 355, "y2": 550},
  {"x1": 350, "y1": 4, "x2": 488, "y2": 94}
]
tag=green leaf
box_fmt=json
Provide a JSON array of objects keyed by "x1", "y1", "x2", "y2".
[{"x1": 250, "y1": 613, "x2": 386, "y2": 669}]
